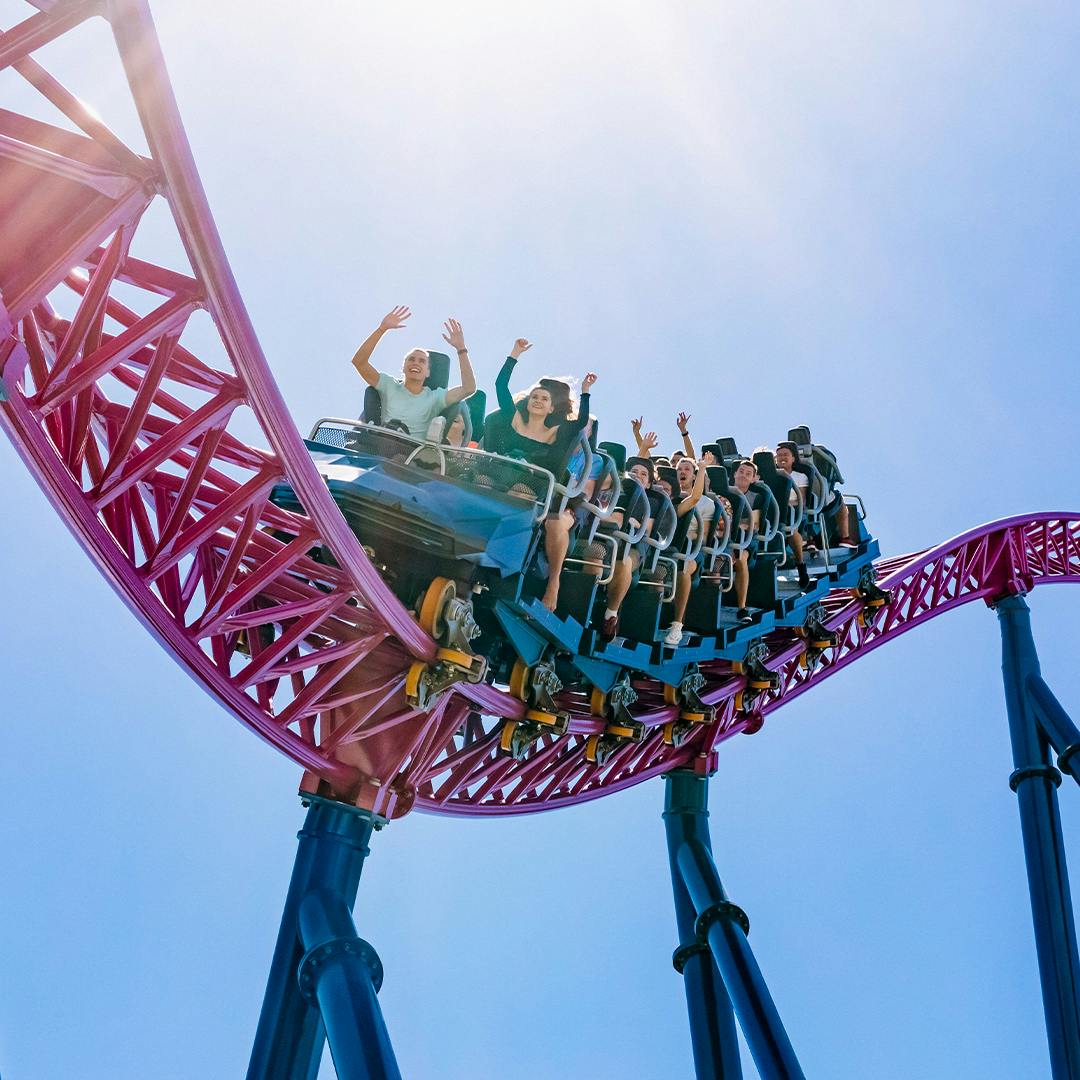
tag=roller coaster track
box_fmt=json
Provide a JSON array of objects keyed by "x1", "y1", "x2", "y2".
[{"x1": 2, "y1": 3, "x2": 1079, "y2": 821}]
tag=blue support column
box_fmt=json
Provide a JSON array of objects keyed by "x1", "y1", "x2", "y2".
[
  {"x1": 247, "y1": 795, "x2": 401, "y2": 1080},
  {"x1": 664, "y1": 772, "x2": 743, "y2": 1079},
  {"x1": 1028, "y1": 674, "x2": 1080, "y2": 786},
  {"x1": 997, "y1": 595, "x2": 1080, "y2": 1079},
  {"x1": 665, "y1": 771, "x2": 805, "y2": 1080}
]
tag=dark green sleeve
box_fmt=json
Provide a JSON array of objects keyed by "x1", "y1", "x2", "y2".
[
  {"x1": 495, "y1": 356, "x2": 517, "y2": 417},
  {"x1": 564, "y1": 392, "x2": 590, "y2": 436}
]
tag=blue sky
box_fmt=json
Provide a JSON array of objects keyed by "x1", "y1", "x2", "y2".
[{"x1": 1, "y1": 1, "x2": 1079, "y2": 1076}]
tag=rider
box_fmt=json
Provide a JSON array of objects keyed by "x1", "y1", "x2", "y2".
[
  {"x1": 729, "y1": 459, "x2": 761, "y2": 625},
  {"x1": 492, "y1": 339, "x2": 597, "y2": 611},
  {"x1": 664, "y1": 457, "x2": 709, "y2": 646},
  {"x1": 599, "y1": 456, "x2": 669, "y2": 641},
  {"x1": 350, "y1": 306, "x2": 476, "y2": 438},
  {"x1": 774, "y1": 442, "x2": 812, "y2": 588}
]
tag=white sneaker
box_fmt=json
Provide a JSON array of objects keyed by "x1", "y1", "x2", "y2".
[{"x1": 664, "y1": 621, "x2": 683, "y2": 647}]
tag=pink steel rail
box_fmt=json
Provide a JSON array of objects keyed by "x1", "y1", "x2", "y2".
[{"x1": 1, "y1": 3, "x2": 1077, "y2": 819}]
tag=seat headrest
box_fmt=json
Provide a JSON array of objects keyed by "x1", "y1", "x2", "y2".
[
  {"x1": 656, "y1": 465, "x2": 679, "y2": 490},
  {"x1": 424, "y1": 350, "x2": 451, "y2": 390},
  {"x1": 753, "y1": 451, "x2": 778, "y2": 477},
  {"x1": 716, "y1": 436, "x2": 739, "y2": 458},
  {"x1": 706, "y1": 465, "x2": 730, "y2": 490},
  {"x1": 361, "y1": 383, "x2": 382, "y2": 424},
  {"x1": 787, "y1": 425, "x2": 812, "y2": 448},
  {"x1": 464, "y1": 389, "x2": 487, "y2": 438},
  {"x1": 701, "y1": 442, "x2": 724, "y2": 463},
  {"x1": 600, "y1": 440, "x2": 626, "y2": 472}
]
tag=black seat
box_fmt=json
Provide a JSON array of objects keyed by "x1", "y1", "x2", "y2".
[
  {"x1": 753, "y1": 451, "x2": 798, "y2": 538},
  {"x1": 599, "y1": 440, "x2": 627, "y2": 473}
]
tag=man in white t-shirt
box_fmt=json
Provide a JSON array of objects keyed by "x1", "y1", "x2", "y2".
[{"x1": 350, "y1": 306, "x2": 476, "y2": 438}]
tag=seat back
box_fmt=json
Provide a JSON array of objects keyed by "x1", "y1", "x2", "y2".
[
  {"x1": 463, "y1": 389, "x2": 486, "y2": 442},
  {"x1": 753, "y1": 451, "x2": 799, "y2": 534},
  {"x1": 361, "y1": 384, "x2": 382, "y2": 424},
  {"x1": 788, "y1": 425, "x2": 844, "y2": 489},
  {"x1": 599, "y1": 440, "x2": 627, "y2": 473},
  {"x1": 707, "y1": 466, "x2": 753, "y2": 554},
  {"x1": 424, "y1": 350, "x2": 451, "y2": 390},
  {"x1": 714, "y1": 436, "x2": 741, "y2": 469}
]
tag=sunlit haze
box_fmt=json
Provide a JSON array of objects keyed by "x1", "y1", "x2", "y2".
[{"x1": 1, "y1": 1, "x2": 1078, "y2": 1076}]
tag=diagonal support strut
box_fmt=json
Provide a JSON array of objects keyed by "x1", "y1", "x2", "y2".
[{"x1": 664, "y1": 770, "x2": 805, "y2": 1079}]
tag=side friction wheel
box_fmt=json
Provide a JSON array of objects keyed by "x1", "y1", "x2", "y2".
[
  {"x1": 585, "y1": 733, "x2": 603, "y2": 764},
  {"x1": 590, "y1": 687, "x2": 608, "y2": 716},
  {"x1": 663, "y1": 684, "x2": 679, "y2": 706},
  {"x1": 509, "y1": 659, "x2": 531, "y2": 701},
  {"x1": 500, "y1": 721, "x2": 518, "y2": 754},
  {"x1": 405, "y1": 661, "x2": 426, "y2": 701},
  {"x1": 418, "y1": 577, "x2": 456, "y2": 637}
]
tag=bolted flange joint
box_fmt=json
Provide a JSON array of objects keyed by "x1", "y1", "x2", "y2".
[
  {"x1": 1057, "y1": 742, "x2": 1080, "y2": 780},
  {"x1": 1009, "y1": 764, "x2": 1062, "y2": 792},
  {"x1": 695, "y1": 899, "x2": 750, "y2": 940},
  {"x1": 297, "y1": 935, "x2": 384, "y2": 1003},
  {"x1": 672, "y1": 939, "x2": 710, "y2": 974}
]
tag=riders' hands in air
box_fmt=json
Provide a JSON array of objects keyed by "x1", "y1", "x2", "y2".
[
  {"x1": 631, "y1": 416, "x2": 644, "y2": 435},
  {"x1": 380, "y1": 306, "x2": 411, "y2": 332},
  {"x1": 510, "y1": 338, "x2": 533, "y2": 360},
  {"x1": 677, "y1": 411, "x2": 691, "y2": 435},
  {"x1": 581, "y1": 372, "x2": 598, "y2": 393},
  {"x1": 640, "y1": 430, "x2": 659, "y2": 451},
  {"x1": 442, "y1": 318, "x2": 467, "y2": 351}
]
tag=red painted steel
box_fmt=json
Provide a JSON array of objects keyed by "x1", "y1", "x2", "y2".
[{"x1": 1, "y1": 4, "x2": 1077, "y2": 819}]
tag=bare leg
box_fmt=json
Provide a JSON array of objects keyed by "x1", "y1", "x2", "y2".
[
  {"x1": 790, "y1": 529, "x2": 804, "y2": 561},
  {"x1": 837, "y1": 501, "x2": 854, "y2": 543},
  {"x1": 542, "y1": 512, "x2": 573, "y2": 610},
  {"x1": 672, "y1": 559, "x2": 696, "y2": 624},
  {"x1": 735, "y1": 552, "x2": 749, "y2": 609},
  {"x1": 606, "y1": 552, "x2": 635, "y2": 612}
]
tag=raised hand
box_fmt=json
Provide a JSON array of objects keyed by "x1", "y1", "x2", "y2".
[
  {"x1": 631, "y1": 416, "x2": 644, "y2": 434},
  {"x1": 581, "y1": 372, "x2": 598, "y2": 393},
  {"x1": 442, "y1": 317, "x2": 466, "y2": 351},
  {"x1": 380, "y1": 305, "x2": 412, "y2": 332},
  {"x1": 677, "y1": 411, "x2": 691, "y2": 434},
  {"x1": 641, "y1": 430, "x2": 659, "y2": 452},
  {"x1": 510, "y1": 338, "x2": 533, "y2": 360}
]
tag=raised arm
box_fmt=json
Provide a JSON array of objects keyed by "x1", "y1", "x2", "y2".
[
  {"x1": 496, "y1": 339, "x2": 532, "y2": 416},
  {"x1": 441, "y1": 318, "x2": 477, "y2": 406},
  {"x1": 350, "y1": 305, "x2": 411, "y2": 387},
  {"x1": 637, "y1": 429, "x2": 659, "y2": 460},
  {"x1": 677, "y1": 412, "x2": 696, "y2": 459},
  {"x1": 677, "y1": 460, "x2": 707, "y2": 516},
  {"x1": 561, "y1": 372, "x2": 597, "y2": 435}
]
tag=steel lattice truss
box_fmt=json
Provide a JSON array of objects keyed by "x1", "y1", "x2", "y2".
[{"x1": 2, "y1": 3, "x2": 1078, "y2": 819}]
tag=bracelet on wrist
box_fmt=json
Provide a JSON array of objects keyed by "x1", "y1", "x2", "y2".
[{"x1": 456, "y1": 347, "x2": 468, "y2": 354}]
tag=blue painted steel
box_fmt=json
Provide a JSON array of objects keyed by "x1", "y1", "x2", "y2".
[
  {"x1": 664, "y1": 772, "x2": 743, "y2": 1079},
  {"x1": 676, "y1": 837, "x2": 806, "y2": 1080},
  {"x1": 1028, "y1": 673, "x2": 1080, "y2": 784},
  {"x1": 297, "y1": 890, "x2": 401, "y2": 1080},
  {"x1": 247, "y1": 796, "x2": 398, "y2": 1080},
  {"x1": 997, "y1": 595, "x2": 1080, "y2": 1079}
]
